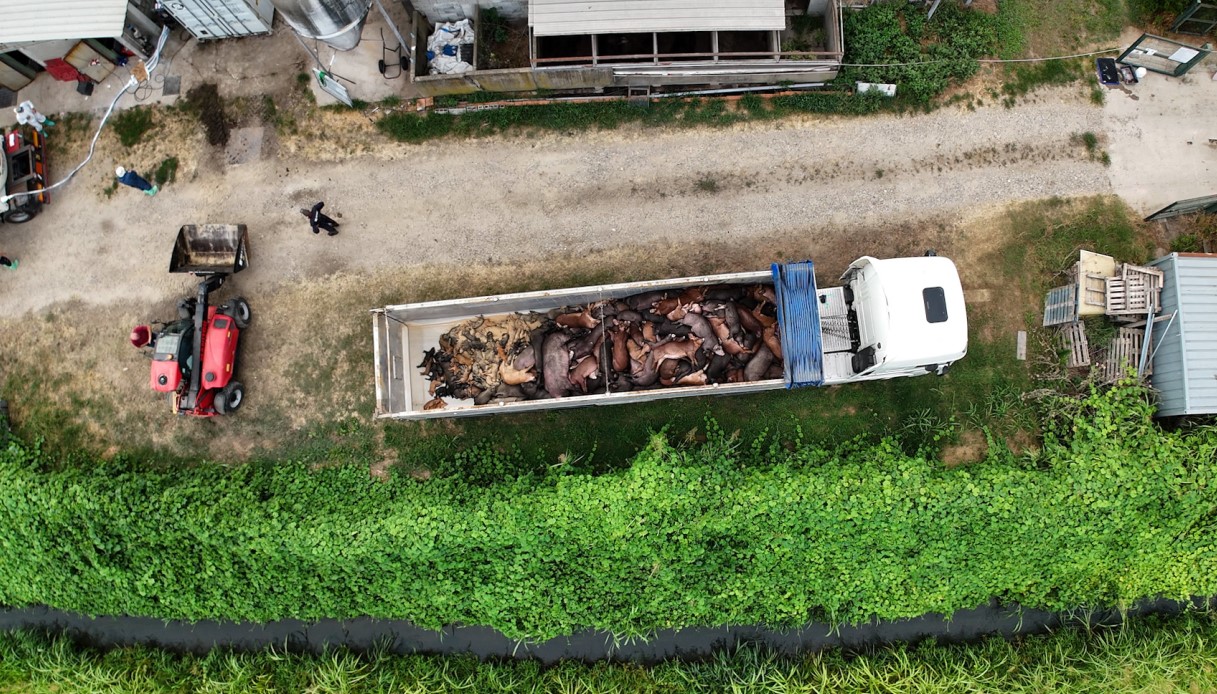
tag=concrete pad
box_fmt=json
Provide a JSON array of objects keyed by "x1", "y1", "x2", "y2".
[
  {"x1": 1104, "y1": 28, "x2": 1217, "y2": 216},
  {"x1": 305, "y1": 3, "x2": 420, "y2": 105},
  {"x1": 225, "y1": 126, "x2": 265, "y2": 166}
]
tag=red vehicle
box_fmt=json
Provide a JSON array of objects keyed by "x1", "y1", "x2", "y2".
[
  {"x1": 146, "y1": 224, "x2": 251, "y2": 416},
  {"x1": 1, "y1": 125, "x2": 49, "y2": 224}
]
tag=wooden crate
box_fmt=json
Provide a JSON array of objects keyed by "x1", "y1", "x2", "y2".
[
  {"x1": 1105, "y1": 263, "x2": 1164, "y2": 318},
  {"x1": 1060, "y1": 322, "x2": 1090, "y2": 367}
]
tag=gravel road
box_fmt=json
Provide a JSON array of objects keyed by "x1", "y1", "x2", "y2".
[{"x1": 0, "y1": 87, "x2": 1110, "y2": 316}]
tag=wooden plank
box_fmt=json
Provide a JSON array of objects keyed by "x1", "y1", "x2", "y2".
[{"x1": 1016, "y1": 330, "x2": 1027, "y2": 360}]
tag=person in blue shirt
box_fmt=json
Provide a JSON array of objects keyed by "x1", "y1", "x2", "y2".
[{"x1": 115, "y1": 166, "x2": 158, "y2": 196}]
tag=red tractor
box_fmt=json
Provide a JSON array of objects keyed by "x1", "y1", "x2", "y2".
[
  {"x1": 1, "y1": 125, "x2": 49, "y2": 224},
  {"x1": 141, "y1": 224, "x2": 251, "y2": 416}
]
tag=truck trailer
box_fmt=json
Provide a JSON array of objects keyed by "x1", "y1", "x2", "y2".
[{"x1": 372, "y1": 256, "x2": 968, "y2": 420}]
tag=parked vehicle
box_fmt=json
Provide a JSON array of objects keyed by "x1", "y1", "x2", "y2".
[
  {"x1": 146, "y1": 224, "x2": 251, "y2": 416},
  {"x1": 1, "y1": 125, "x2": 49, "y2": 224},
  {"x1": 372, "y1": 255, "x2": 968, "y2": 420}
]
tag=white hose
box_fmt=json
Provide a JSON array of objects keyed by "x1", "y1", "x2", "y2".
[{"x1": 1, "y1": 26, "x2": 171, "y2": 206}]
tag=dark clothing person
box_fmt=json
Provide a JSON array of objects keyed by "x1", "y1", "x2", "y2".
[{"x1": 302, "y1": 201, "x2": 339, "y2": 236}]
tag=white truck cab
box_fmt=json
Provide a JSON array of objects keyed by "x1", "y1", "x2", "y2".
[{"x1": 840, "y1": 256, "x2": 968, "y2": 381}]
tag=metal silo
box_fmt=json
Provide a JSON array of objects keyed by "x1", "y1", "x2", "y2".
[{"x1": 269, "y1": 0, "x2": 373, "y2": 50}]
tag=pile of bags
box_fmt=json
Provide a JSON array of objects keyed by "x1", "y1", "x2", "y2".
[{"x1": 427, "y1": 19, "x2": 475, "y2": 75}]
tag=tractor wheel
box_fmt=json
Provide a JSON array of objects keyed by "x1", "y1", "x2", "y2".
[
  {"x1": 2, "y1": 207, "x2": 34, "y2": 224},
  {"x1": 228, "y1": 297, "x2": 251, "y2": 329},
  {"x1": 216, "y1": 381, "x2": 244, "y2": 415}
]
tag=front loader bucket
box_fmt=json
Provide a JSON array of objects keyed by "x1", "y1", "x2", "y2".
[{"x1": 169, "y1": 224, "x2": 249, "y2": 275}]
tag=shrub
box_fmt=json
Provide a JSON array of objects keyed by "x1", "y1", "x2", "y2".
[{"x1": 111, "y1": 108, "x2": 155, "y2": 148}]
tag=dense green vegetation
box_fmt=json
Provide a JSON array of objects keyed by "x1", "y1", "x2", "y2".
[
  {"x1": 3, "y1": 614, "x2": 1217, "y2": 693},
  {"x1": 837, "y1": 2, "x2": 999, "y2": 105},
  {"x1": 1, "y1": 380, "x2": 1213, "y2": 639}
]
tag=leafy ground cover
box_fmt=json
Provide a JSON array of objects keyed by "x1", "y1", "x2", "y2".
[
  {"x1": 1, "y1": 614, "x2": 1216, "y2": 692},
  {"x1": 0, "y1": 380, "x2": 1213, "y2": 640}
]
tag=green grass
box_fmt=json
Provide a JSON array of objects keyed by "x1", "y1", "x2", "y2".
[
  {"x1": 152, "y1": 157, "x2": 178, "y2": 187},
  {"x1": 110, "y1": 107, "x2": 156, "y2": 148},
  {"x1": 378, "y1": 93, "x2": 887, "y2": 143},
  {"x1": 1, "y1": 380, "x2": 1213, "y2": 639},
  {"x1": 1, "y1": 612, "x2": 1216, "y2": 692},
  {"x1": 1128, "y1": 0, "x2": 1190, "y2": 25},
  {"x1": 1001, "y1": 59, "x2": 1091, "y2": 106},
  {"x1": 1013, "y1": 0, "x2": 1127, "y2": 56}
]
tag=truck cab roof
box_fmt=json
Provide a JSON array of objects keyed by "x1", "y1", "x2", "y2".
[{"x1": 847, "y1": 256, "x2": 968, "y2": 369}]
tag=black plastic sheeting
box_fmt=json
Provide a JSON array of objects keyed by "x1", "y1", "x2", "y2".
[{"x1": 0, "y1": 598, "x2": 1209, "y2": 664}]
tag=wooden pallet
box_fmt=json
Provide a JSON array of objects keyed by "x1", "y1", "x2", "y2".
[
  {"x1": 1105, "y1": 263, "x2": 1164, "y2": 318},
  {"x1": 1060, "y1": 322, "x2": 1090, "y2": 367},
  {"x1": 1101, "y1": 327, "x2": 1150, "y2": 381},
  {"x1": 1081, "y1": 273, "x2": 1109, "y2": 310},
  {"x1": 1043, "y1": 285, "x2": 1078, "y2": 327}
]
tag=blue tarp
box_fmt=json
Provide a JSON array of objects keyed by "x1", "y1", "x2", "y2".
[{"x1": 772, "y1": 261, "x2": 824, "y2": 388}]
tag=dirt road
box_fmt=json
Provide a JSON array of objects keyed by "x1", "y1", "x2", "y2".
[{"x1": 0, "y1": 87, "x2": 1110, "y2": 317}]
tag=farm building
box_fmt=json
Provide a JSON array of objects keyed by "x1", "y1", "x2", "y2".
[
  {"x1": 1148, "y1": 253, "x2": 1217, "y2": 418},
  {"x1": 407, "y1": 0, "x2": 845, "y2": 95}
]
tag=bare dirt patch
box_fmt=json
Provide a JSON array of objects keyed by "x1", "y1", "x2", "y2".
[{"x1": 943, "y1": 430, "x2": 988, "y2": 467}]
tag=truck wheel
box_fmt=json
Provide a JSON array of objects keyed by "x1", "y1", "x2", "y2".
[
  {"x1": 2, "y1": 207, "x2": 34, "y2": 224},
  {"x1": 216, "y1": 381, "x2": 244, "y2": 414},
  {"x1": 227, "y1": 297, "x2": 251, "y2": 329}
]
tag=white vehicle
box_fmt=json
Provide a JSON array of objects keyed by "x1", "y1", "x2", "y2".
[{"x1": 372, "y1": 255, "x2": 968, "y2": 420}]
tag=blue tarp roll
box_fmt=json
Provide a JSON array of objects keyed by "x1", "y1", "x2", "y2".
[{"x1": 772, "y1": 261, "x2": 825, "y2": 388}]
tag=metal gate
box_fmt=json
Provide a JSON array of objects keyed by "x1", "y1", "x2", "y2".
[
  {"x1": 1145, "y1": 194, "x2": 1217, "y2": 221},
  {"x1": 1172, "y1": 0, "x2": 1217, "y2": 35},
  {"x1": 1117, "y1": 33, "x2": 1210, "y2": 76}
]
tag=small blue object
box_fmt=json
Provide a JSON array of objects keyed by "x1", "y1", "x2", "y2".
[
  {"x1": 426, "y1": 50, "x2": 435, "y2": 60},
  {"x1": 442, "y1": 45, "x2": 457, "y2": 56}
]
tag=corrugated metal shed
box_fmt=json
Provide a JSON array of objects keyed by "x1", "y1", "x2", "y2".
[
  {"x1": 0, "y1": 0, "x2": 128, "y2": 43},
  {"x1": 529, "y1": 0, "x2": 786, "y2": 37},
  {"x1": 164, "y1": 0, "x2": 274, "y2": 39},
  {"x1": 1148, "y1": 253, "x2": 1217, "y2": 417}
]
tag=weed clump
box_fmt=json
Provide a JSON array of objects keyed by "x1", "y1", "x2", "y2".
[{"x1": 111, "y1": 107, "x2": 156, "y2": 148}]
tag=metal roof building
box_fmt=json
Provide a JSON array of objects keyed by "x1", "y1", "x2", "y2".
[
  {"x1": 529, "y1": 0, "x2": 786, "y2": 36},
  {"x1": 0, "y1": 0, "x2": 128, "y2": 44},
  {"x1": 1148, "y1": 253, "x2": 1217, "y2": 417}
]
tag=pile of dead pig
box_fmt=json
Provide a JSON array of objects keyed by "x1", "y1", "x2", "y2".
[{"x1": 418, "y1": 285, "x2": 784, "y2": 410}]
